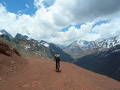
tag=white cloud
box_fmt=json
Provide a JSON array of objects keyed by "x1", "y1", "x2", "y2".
[{"x1": 0, "y1": 0, "x2": 120, "y2": 45}]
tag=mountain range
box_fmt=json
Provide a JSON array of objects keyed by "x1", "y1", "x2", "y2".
[
  {"x1": 63, "y1": 36, "x2": 120, "y2": 59},
  {"x1": 0, "y1": 42, "x2": 119, "y2": 90},
  {"x1": 0, "y1": 29, "x2": 73, "y2": 62},
  {"x1": 63, "y1": 35, "x2": 120, "y2": 81},
  {"x1": 0, "y1": 29, "x2": 120, "y2": 81}
]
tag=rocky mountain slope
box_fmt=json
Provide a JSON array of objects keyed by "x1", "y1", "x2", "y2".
[
  {"x1": 39, "y1": 40, "x2": 74, "y2": 62},
  {"x1": 0, "y1": 31, "x2": 53, "y2": 58},
  {"x1": 74, "y1": 44, "x2": 120, "y2": 81},
  {"x1": 0, "y1": 29, "x2": 74, "y2": 62}
]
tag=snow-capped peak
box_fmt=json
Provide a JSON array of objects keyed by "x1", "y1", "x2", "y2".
[
  {"x1": 77, "y1": 40, "x2": 93, "y2": 47},
  {"x1": 40, "y1": 40, "x2": 50, "y2": 47}
]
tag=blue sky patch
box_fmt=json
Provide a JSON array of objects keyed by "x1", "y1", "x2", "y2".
[
  {"x1": 0, "y1": 0, "x2": 37, "y2": 15},
  {"x1": 92, "y1": 20, "x2": 110, "y2": 28},
  {"x1": 59, "y1": 23, "x2": 84, "y2": 32},
  {"x1": 75, "y1": 24, "x2": 81, "y2": 29},
  {"x1": 59, "y1": 25, "x2": 72, "y2": 32},
  {"x1": 75, "y1": 23, "x2": 84, "y2": 29}
]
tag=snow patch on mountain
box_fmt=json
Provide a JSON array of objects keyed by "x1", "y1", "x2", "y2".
[{"x1": 40, "y1": 40, "x2": 50, "y2": 47}]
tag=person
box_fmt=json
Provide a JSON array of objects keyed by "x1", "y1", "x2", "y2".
[{"x1": 54, "y1": 53, "x2": 61, "y2": 72}]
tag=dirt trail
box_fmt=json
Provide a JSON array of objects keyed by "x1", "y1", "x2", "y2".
[{"x1": 0, "y1": 55, "x2": 120, "y2": 90}]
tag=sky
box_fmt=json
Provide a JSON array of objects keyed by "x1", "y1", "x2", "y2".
[{"x1": 0, "y1": 0, "x2": 120, "y2": 45}]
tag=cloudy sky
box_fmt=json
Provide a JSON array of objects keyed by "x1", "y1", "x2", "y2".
[{"x1": 0, "y1": 0, "x2": 120, "y2": 45}]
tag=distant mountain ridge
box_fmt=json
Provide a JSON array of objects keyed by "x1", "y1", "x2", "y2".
[
  {"x1": 63, "y1": 36, "x2": 120, "y2": 59},
  {"x1": 14, "y1": 33, "x2": 29, "y2": 41}
]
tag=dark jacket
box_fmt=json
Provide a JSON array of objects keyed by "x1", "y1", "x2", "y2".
[{"x1": 54, "y1": 56, "x2": 60, "y2": 61}]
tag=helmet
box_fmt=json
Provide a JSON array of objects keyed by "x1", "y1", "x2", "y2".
[{"x1": 55, "y1": 53, "x2": 60, "y2": 57}]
